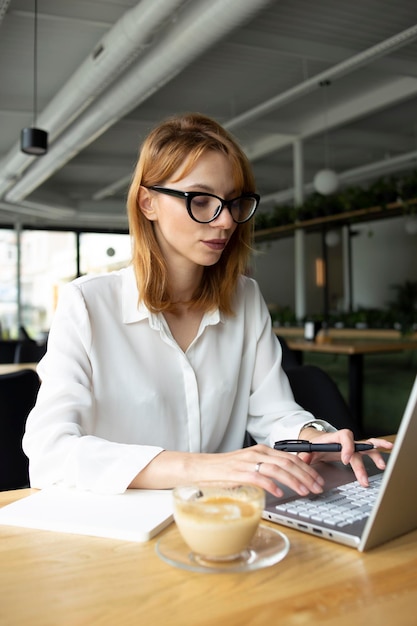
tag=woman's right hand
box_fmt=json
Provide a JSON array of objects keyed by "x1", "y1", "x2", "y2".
[{"x1": 129, "y1": 444, "x2": 325, "y2": 497}]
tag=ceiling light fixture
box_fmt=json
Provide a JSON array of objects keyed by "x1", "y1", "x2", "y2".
[
  {"x1": 313, "y1": 80, "x2": 338, "y2": 195},
  {"x1": 20, "y1": 0, "x2": 48, "y2": 156},
  {"x1": 404, "y1": 216, "x2": 417, "y2": 235},
  {"x1": 324, "y1": 229, "x2": 341, "y2": 247}
]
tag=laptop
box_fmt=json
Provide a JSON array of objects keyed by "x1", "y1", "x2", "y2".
[{"x1": 263, "y1": 375, "x2": 417, "y2": 551}]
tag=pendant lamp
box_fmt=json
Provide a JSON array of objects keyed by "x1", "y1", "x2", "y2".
[
  {"x1": 20, "y1": 0, "x2": 48, "y2": 156},
  {"x1": 405, "y1": 215, "x2": 417, "y2": 235},
  {"x1": 324, "y1": 229, "x2": 341, "y2": 247},
  {"x1": 313, "y1": 80, "x2": 338, "y2": 195}
]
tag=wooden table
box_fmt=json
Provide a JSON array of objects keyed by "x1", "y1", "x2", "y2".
[
  {"x1": 0, "y1": 362, "x2": 38, "y2": 375},
  {"x1": 1, "y1": 480, "x2": 416, "y2": 626},
  {"x1": 277, "y1": 333, "x2": 417, "y2": 428}
]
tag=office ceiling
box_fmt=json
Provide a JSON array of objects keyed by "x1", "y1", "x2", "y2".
[{"x1": 1, "y1": 0, "x2": 417, "y2": 230}]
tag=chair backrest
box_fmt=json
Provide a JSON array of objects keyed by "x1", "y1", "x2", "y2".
[
  {"x1": 276, "y1": 335, "x2": 301, "y2": 371},
  {"x1": 0, "y1": 369, "x2": 40, "y2": 490},
  {"x1": 286, "y1": 364, "x2": 363, "y2": 439},
  {"x1": 14, "y1": 340, "x2": 47, "y2": 364},
  {"x1": 0, "y1": 340, "x2": 19, "y2": 364},
  {"x1": 18, "y1": 325, "x2": 33, "y2": 341}
]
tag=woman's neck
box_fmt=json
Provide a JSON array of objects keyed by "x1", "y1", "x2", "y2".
[{"x1": 167, "y1": 264, "x2": 204, "y2": 305}]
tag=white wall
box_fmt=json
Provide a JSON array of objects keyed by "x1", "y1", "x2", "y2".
[
  {"x1": 251, "y1": 237, "x2": 295, "y2": 309},
  {"x1": 252, "y1": 215, "x2": 417, "y2": 315},
  {"x1": 351, "y1": 216, "x2": 417, "y2": 310}
]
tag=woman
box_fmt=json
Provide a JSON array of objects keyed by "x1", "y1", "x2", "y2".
[{"x1": 23, "y1": 113, "x2": 391, "y2": 495}]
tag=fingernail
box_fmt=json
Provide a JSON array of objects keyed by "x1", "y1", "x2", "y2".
[
  {"x1": 299, "y1": 485, "x2": 309, "y2": 496},
  {"x1": 312, "y1": 482, "x2": 323, "y2": 494},
  {"x1": 342, "y1": 455, "x2": 350, "y2": 465}
]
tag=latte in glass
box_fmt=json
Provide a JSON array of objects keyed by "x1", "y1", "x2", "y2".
[{"x1": 173, "y1": 482, "x2": 265, "y2": 561}]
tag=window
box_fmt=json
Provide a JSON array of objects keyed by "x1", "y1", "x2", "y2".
[
  {"x1": 0, "y1": 228, "x2": 131, "y2": 339},
  {"x1": 79, "y1": 232, "x2": 131, "y2": 275},
  {"x1": 0, "y1": 230, "x2": 17, "y2": 338},
  {"x1": 20, "y1": 231, "x2": 78, "y2": 339}
]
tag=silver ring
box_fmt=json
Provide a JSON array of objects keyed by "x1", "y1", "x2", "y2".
[{"x1": 255, "y1": 462, "x2": 263, "y2": 473}]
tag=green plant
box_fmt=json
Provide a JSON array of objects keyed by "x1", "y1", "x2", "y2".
[
  {"x1": 254, "y1": 211, "x2": 271, "y2": 230},
  {"x1": 400, "y1": 171, "x2": 417, "y2": 201},
  {"x1": 387, "y1": 280, "x2": 417, "y2": 334},
  {"x1": 255, "y1": 170, "x2": 417, "y2": 231},
  {"x1": 319, "y1": 307, "x2": 400, "y2": 330},
  {"x1": 338, "y1": 186, "x2": 374, "y2": 212},
  {"x1": 367, "y1": 176, "x2": 399, "y2": 207},
  {"x1": 271, "y1": 203, "x2": 296, "y2": 226},
  {"x1": 270, "y1": 306, "x2": 297, "y2": 327}
]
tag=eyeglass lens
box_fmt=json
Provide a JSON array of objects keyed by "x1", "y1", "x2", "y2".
[{"x1": 189, "y1": 195, "x2": 256, "y2": 223}]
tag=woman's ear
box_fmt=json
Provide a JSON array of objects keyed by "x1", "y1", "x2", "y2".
[{"x1": 138, "y1": 186, "x2": 157, "y2": 221}]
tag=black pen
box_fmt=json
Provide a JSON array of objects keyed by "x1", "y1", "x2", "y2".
[{"x1": 274, "y1": 439, "x2": 375, "y2": 452}]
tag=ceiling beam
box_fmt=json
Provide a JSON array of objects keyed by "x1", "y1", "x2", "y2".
[
  {"x1": 225, "y1": 24, "x2": 417, "y2": 131},
  {"x1": 242, "y1": 76, "x2": 417, "y2": 163}
]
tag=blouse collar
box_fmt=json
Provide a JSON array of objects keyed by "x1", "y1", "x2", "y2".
[{"x1": 121, "y1": 266, "x2": 224, "y2": 327}]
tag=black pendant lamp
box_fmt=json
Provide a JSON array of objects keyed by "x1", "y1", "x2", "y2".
[{"x1": 21, "y1": 0, "x2": 48, "y2": 156}]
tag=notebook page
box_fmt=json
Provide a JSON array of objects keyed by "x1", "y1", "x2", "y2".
[{"x1": 0, "y1": 486, "x2": 174, "y2": 542}]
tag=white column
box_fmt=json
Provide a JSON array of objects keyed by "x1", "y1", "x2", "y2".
[
  {"x1": 293, "y1": 139, "x2": 306, "y2": 321},
  {"x1": 15, "y1": 221, "x2": 22, "y2": 332},
  {"x1": 342, "y1": 225, "x2": 352, "y2": 311}
]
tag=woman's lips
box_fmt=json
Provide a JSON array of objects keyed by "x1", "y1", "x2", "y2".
[{"x1": 202, "y1": 239, "x2": 228, "y2": 251}]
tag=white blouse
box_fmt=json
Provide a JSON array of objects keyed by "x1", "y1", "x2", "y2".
[{"x1": 23, "y1": 266, "x2": 318, "y2": 494}]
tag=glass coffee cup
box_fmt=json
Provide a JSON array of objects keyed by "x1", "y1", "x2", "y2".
[{"x1": 172, "y1": 482, "x2": 265, "y2": 564}]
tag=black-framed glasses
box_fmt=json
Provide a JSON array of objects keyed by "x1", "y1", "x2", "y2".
[{"x1": 147, "y1": 186, "x2": 260, "y2": 224}]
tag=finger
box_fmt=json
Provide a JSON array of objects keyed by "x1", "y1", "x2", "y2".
[
  {"x1": 360, "y1": 438, "x2": 392, "y2": 470},
  {"x1": 339, "y1": 433, "x2": 392, "y2": 466},
  {"x1": 348, "y1": 455, "x2": 370, "y2": 487},
  {"x1": 369, "y1": 453, "x2": 387, "y2": 470},
  {"x1": 297, "y1": 451, "x2": 314, "y2": 465},
  {"x1": 249, "y1": 456, "x2": 325, "y2": 497},
  {"x1": 365, "y1": 437, "x2": 394, "y2": 451},
  {"x1": 349, "y1": 446, "x2": 388, "y2": 486},
  {"x1": 231, "y1": 445, "x2": 326, "y2": 497},
  {"x1": 339, "y1": 438, "x2": 356, "y2": 465},
  {"x1": 246, "y1": 469, "x2": 313, "y2": 499}
]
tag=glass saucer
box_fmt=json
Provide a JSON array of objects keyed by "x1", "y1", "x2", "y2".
[{"x1": 155, "y1": 525, "x2": 290, "y2": 573}]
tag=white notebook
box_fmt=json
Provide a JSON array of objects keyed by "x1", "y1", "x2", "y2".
[{"x1": 0, "y1": 486, "x2": 174, "y2": 542}]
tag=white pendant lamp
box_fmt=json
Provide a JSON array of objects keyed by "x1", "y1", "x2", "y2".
[
  {"x1": 404, "y1": 215, "x2": 417, "y2": 235},
  {"x1": 314, "y1": 169, "x2": 339, "y2": 195},
  {"x1": 324, "y1": 229, "x2": 341, "y2": 247},
  {"x1": 314, "y1": 80, "x2": 338, "y2": 196}
]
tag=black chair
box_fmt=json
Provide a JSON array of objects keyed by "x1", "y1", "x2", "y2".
[
  {"x1": 276, "y1": 335, "x2": 301, "y2": 371},
  {"x1": 0, "y1": 369, "x2": 40, "y2": 490},
  {"x1": 18, "y1": 325, "x2": 33, "y2": 341},
  {"x1": 243, "y1": 363, "x2": 362, "y2": 447},
  {"x1": 286, "y1": 364, "x2": 363, "y2": 439},
  {"x1": 14, "y1": 340, "x2": 47, "y2": 364},
  {"x1": 0, "y1": 340, "x2": 19, "y2": 364}
]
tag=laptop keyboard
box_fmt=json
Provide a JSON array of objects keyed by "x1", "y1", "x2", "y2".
[{"x1": 274, "y1": 473, "x2": 383, "y2": 528}]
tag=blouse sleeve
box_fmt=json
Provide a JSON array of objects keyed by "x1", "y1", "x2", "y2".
[
  {"x1": 23, "y1": 282, "x2": 164, "y2": 494},
  {"x1": 245, "y1": 281, "x2": 334, "y2": 445}
]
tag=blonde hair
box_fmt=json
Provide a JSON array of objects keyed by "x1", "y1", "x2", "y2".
[{"x1": 127, "y1": 112, "x2": 256, "y2": 315}]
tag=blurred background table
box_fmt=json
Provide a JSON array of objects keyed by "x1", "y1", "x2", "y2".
[
  {"x1": 0, "y1": 362, "x2": 38, "y2": 375},
  {"x1": 275, "y1": 329, "x2": 417, "y2": 429}
]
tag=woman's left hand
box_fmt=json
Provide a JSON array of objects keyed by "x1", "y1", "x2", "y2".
[{"x1": 296, "y1": 428, "x2": 393, "y2": 487}]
